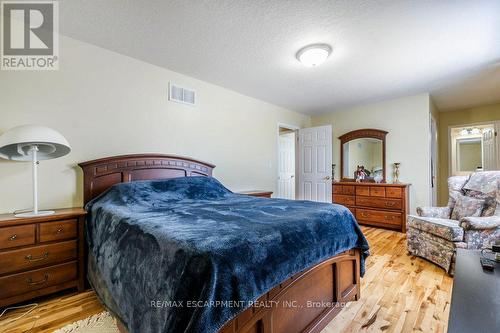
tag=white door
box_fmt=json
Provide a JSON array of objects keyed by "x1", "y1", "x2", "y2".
[
  {"x1": 482, "y1": 127, "x2": 496, "y2": 170},
  {"x1": 277, "y1": 131, "x2": 296, "y2": 199},
  {"x1": 298, "y1": 125, "x2": 332, "y2": 202}
]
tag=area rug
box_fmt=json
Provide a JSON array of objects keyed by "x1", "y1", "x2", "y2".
[{"x1": 53, "y1": 311, "x2": 119, "y2": 333}]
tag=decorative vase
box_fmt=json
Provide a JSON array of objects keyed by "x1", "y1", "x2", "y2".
[
  {"x1": 393, "y1": 163, "x2": 401, "y2": 183},
  {"x1": 374, "y1": 174, "x2": 383, "y2": 183}
]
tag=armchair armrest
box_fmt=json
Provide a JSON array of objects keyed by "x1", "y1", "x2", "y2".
[
  {"x1": 459, "y1": 216, "x2": 500, "y2": 230},
  {"x1": 416, "y1": 206, "x2": 451, "y2": 218}
]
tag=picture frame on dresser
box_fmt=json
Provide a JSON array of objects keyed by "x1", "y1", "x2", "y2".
[{"x1": 0, "y1": 208, "x2": 86, "y2": 307}]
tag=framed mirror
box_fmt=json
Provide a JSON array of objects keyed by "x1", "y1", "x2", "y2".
[{"x1": 339, "y1": 129, "x2": 388, "y2": 182}]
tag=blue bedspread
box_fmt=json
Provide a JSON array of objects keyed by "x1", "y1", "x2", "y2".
[{"x1": 85, "y1": 177, "x2": 369, "y2": 333}]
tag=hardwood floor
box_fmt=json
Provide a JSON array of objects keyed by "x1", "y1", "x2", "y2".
[
  {"x1": 323, "y1": 227, "x2": 453, "y2": 333},
  {"x1": 0, "y1": 291, "x2": 103, "y2": 333},
  {"x1": 0, "y1": 226, "x2": 452, "y2": 333}
]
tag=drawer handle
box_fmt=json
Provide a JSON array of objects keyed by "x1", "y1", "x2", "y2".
[
  {"x1": 385, "y1": 202, "x2": 396, "y2": 207},
  {"x1": 360, "y1": 212, "x2": 369, "y2": 218},
  {"x1": 26, "y1": 274, "x2": 49, "y2": 286},
  {"x1": 25, "y1": 252, "x2": 49, "y2": 262},
  {"x1": 56, "y1": 228, "x2": 63, "y2": 234},
  {"x1": 9, "y1": 234, "x2": 17, "y2": 241},
  {"x1": 384, "y1": 216, "x2": 395, "y2": 221}
]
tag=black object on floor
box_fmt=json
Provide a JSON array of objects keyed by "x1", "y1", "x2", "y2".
[{"x1": 448, "y1": 249, "x2": 500, "y2": 333}]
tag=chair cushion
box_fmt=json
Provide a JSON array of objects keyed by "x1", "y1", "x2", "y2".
[
  {"x1": 462, "y1": 171, "x2": 500, "y2": 194},
  {"x1": 462, "y1": 172, "x2": 500, "y2": 216},
  {"x1": 463, "y1": 227, "x2": 500, "y2": 250},
  {"x1": 450, "y1": 194, "x2": 485, "y2": 220},
  {"x1": 464, "y1": 193, "x2": 497, "y2": 217},
  {"x1": 447, "y1": 175, "x2": 470, "y2": 208},
  {"x1": 416, "y1": 206, "x2": 451, "y2": 219},
  {"x1": 462, "y1": 182, "x2": 499, "y2": 217},
  {"x1": 407, "y1": 215, "x2": 464, "y2": 241}
]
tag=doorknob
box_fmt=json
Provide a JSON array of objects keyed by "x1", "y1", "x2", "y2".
[
  {"x1": 291, "y1": 175, "x2": 295, "y2": 178},
  {"x1": 324, "y1": 176, "x2": 331, "y2": 180}
]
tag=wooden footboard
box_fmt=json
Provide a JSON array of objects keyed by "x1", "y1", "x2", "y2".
[
  {"x1": 115, "y1": 249, "x2": 360, "y2": 333},
  {"x1": 219, "y1": 249, "x2": 360, "y2": 333}
]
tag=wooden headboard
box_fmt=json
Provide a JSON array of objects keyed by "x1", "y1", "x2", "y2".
[{"x1": 79, "y1": 154, "x2": 215, "y2": 204}]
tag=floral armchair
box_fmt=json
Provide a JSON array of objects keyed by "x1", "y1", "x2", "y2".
[{"x1": 407, "y1": 171, "x2": 500, "y2": 274}]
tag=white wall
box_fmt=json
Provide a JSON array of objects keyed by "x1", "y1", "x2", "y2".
[
  {"x1": 311, "y1": 94, "x2": 432, "y2": 212},
  {"x1": 0, "y1": 36, "x2": 309, "y2": 214}
]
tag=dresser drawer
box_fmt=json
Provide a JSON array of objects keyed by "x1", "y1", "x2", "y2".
[
  {"x1": 356, "y1": 196, "x2": 402, "y2": 210},
  {"x1": 342, "y1": 186, "x2": 355, "y2": 195},
  {"x1": 0, "y1": 225, "x2": 36, "y2": 250},
  {"x1": 333, "y1": 185, "x2": 355, "y2": 195},
  {"x1": 356, "y1": 209, "x2": 402, "y2": 226},
  {"x1": 333, "y1": 185, "x2": 343, "y2": 194},
  {"x1": 369, "y1": 187, "x2": 385, "y2": 197},
  {"x1": 356, "y1": 187, "x2": 370, "y2": 196},
  {"x1": 0, "y1": 240, "x2": 77, "y2": 275},
  {"x1": 386, "y1": 187, "x2": 402, "y2": 198},
  {"x1": 39, "y1": 219, "x2": 77, "y2": 243},
  {"x1": 0, "y1": 261, "x2": 77, "y2": 299},
  {"x1": 333, "y1": 195, "x2": 355, "y2": 206}
]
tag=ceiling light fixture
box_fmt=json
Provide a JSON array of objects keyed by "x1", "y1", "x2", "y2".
[
  {"x1": 296, "y1": 44, "x2": 332, "y2": 67},
  {"x1": 459, "y1": 127, "x2": 481, "y2": 137}
]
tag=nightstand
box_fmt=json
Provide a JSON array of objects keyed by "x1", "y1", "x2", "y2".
[
  {"x1": 0, "y1": 208, "x2": 86, "y2": 307},
  {"x1": 237, "y1": 190, "x2": 273, "y2": 198}
]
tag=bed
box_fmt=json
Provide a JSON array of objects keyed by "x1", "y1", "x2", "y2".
[{"x1": 79, "y1": 154, "x2": 369, "y2": 333}]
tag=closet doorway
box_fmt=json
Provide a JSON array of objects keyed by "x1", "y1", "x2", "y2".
[{"x1": 277, "y1": 124, "x2": 298, "y2": 199}]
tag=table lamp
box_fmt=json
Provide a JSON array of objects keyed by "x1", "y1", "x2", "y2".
[{"x1": 0, "y1": 125, "x2": 71, "y2": 217}]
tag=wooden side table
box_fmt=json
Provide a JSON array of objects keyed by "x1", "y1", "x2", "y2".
[
  {"x1": 237, "y1": 190, "x2": 273, "y2": 198},
  {"x1": 0, "y1": 208, "x2": 86, "y2": 307}
]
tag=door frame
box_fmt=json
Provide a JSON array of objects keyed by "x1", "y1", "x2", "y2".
[
  {"x1": 277, "y1": 122, "x2": 300, "y2": 199},
  {"x1": 496, "y1": 121, "x2": 500, "y2": 168},
  {"x1": 429, "y1": 112, "x2": 438, "y2": 206}
]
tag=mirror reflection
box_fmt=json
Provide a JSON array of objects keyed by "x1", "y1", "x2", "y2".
[{"x1": 342, "y1": 138, "x2": 383, "y2": 180}]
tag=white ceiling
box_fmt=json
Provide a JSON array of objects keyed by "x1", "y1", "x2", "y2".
[{"x1": 59, "y1": 0, "x2": 500, "y2": 115}]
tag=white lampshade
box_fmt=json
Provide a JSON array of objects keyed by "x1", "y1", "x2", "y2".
[
  {"x1": 0, "y1": 125, "x2": 71, "y2": 161},
  {"x1": 0, "y1": 125, "x2": 71, "y2": 217}
]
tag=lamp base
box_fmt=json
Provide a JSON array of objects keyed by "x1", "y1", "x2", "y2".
[{"x1": 15, "y1": 210, "x2": 55, "y2": 218}]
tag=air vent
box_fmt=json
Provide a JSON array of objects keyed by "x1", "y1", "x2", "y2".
[{"x1": 168, "y1": 82, "x2": 196, "y2": 106}]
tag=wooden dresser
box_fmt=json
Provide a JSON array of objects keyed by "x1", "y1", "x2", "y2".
[
  {"x1": 0, "y1": 208, "x2": 86, "y2": 307},
  {"x1": 333, "y1": 182, "x2": 410, "y2": 232}
]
